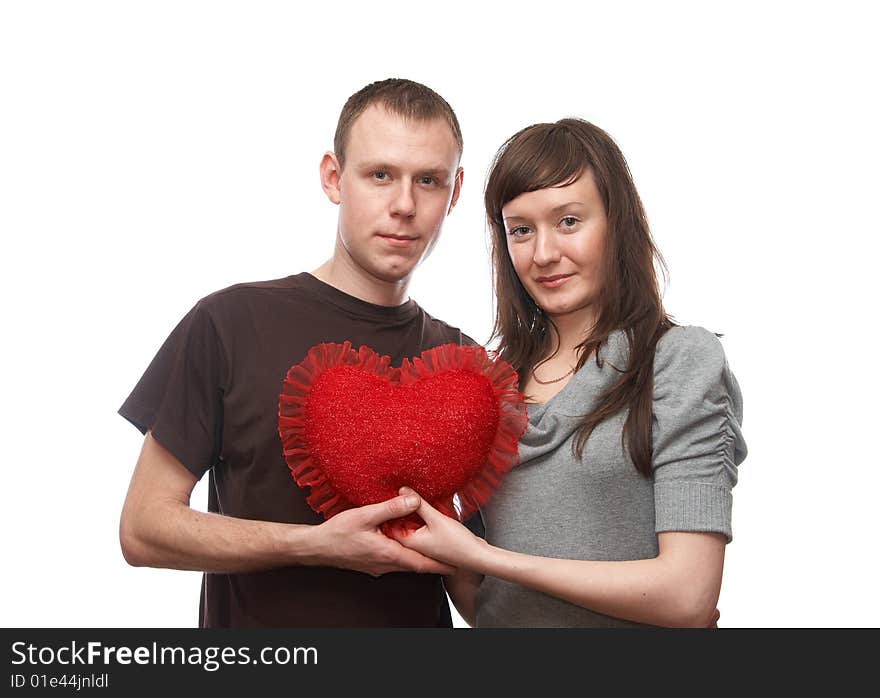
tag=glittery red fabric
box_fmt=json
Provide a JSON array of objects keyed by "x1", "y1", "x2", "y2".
[{"x1": 277, "y1": 342, "x2": 527, "y2": 531}]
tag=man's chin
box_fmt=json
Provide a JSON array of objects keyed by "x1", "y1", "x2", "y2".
[
  {"x1": 370, "y1": 265, "x2": 416, "y2": 285},
  {"x1": 362, "y1": 254, "x2": 423, "y2": 285}
]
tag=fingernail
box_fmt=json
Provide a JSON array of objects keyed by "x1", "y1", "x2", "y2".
[{"x1": 404, "y1": 495, "x2": 419, "y2": 507}]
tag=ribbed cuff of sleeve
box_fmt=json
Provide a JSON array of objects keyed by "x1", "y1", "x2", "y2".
[{"x1": 654, "y1": 481, "x2": 733, "y2": 543}]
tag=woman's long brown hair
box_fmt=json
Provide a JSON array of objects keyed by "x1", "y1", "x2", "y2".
[{"x1": 485, "y1": 118, "x2": 674, "y2": 477}]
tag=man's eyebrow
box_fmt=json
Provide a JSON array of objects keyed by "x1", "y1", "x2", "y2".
[
  {"x1": 355, "y1": 162, "x2": 452, "y2": 177},
  {"x1": 357, "y1": 161, "x2": 395, "y2": 171},
  {"x1": 418, "y1": 168, "x2": 452, "y2": 179}
]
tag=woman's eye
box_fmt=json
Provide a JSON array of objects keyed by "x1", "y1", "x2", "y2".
[
  {"x1": 507, "y1": 226, "x2": 531, "y2": 237},
  {"x1": 560, "y1": 216, "x2": 579, "y2": 228}
]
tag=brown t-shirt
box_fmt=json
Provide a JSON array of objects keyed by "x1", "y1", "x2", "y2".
[{"x1": 119, "y1": 272, "x2": 475, "y2": 627}]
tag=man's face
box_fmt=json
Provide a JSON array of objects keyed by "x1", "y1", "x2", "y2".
[{"x1": 327, "y1": 105, "x2": 463, "y2": 284}]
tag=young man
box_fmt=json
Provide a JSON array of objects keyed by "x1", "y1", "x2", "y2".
[{"x1": 118, "y1": 79, "x2": 473, "y2": 627}]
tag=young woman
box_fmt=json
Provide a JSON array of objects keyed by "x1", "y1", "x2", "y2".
[{"x1": 394, "y1": 118, "x2": 747, "y2": 627}]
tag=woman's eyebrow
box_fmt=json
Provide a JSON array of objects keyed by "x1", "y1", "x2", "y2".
[
  {"x1": 549, "y1": 201, "x2": 586, "y2": 213},
  {"x1": 504, "y1": 202, "x2": 587, "y2": 222}
]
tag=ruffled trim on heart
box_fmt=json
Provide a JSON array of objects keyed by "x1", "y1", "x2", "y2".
[
  {"x1": 277, "y1": 342, "x2": 385, "y2": 518},
  {"x1": 277, "y1": 341, "x2": 528, "y2": 523}
]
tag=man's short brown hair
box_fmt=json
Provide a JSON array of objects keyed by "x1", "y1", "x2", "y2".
[{"x1": 333, "y1": 78, "x2": 463, "y2": 169}]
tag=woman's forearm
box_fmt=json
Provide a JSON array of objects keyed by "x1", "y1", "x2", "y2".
[
  {"x1": 463, "y1": 532, "x2": 725, "y2": 628},
  {"x1": 394, "y1": 493, "x2": 725, "y2": 627}
]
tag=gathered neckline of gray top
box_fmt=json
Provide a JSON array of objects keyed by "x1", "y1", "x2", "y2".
[
  {"x1": 517, "y1": 329, "x2": 632, "y2": 466},
  {"x1": 525, "y1": 329, "x2": 629, "y2": 421}
]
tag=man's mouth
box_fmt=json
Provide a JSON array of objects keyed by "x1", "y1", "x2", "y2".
[{"x1": 377, "y1": 233, "x2": 419, "y2": 247}]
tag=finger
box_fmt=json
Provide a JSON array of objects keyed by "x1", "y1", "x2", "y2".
[
  {"x1": 389, "y1": 523, "x2": 428, "y2": 546},
  {"x1": 386, "y1": 518, "x2": 423, "y2": 539},
  {"x1": 397, "y1": 489, "x2": 455, "y2": 531},
  {"x1": 396, "y1": 487, "x2": 444, "y2": 523},
  {"x1": 388, "y1": 525, "x2": 437, "y2": 563},
  {"x1": 359, "y1": 494, "x2": 421, "y2": 527},
  {"x1": 393, "y1": 546, "x2": 455, "y2": 575},
  {"x1": 413, "y1": 495, "x2": 446, "y2": 524},
  {"x1": 398, "y1": 487, "x2": 441, "y2": 517}
]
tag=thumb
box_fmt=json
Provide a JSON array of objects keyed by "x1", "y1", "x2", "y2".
[
  {"x1": 399, "y1": 487, "x2": 443, "y2": 523},
  {"x1": 360, "y1": 492, "x2": 421, "y2": 526}
]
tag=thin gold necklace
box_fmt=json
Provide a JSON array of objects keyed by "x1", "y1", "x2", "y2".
[{"x1": 532, "y1": 364, "x2": 575, "y2": 385}]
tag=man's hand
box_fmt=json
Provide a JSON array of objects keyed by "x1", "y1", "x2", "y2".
[{"x1": 310, "y1": 493, "x2": 456, "y2": 577}]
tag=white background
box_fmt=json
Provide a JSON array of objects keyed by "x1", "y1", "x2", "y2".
[{"x1": 1, "y1": 1, "x2": 877, "y2": 628}]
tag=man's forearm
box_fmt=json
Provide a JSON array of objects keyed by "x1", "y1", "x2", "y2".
[
  {"x1": 120, "y1": 499, "x2": 319, "y2": 573},
  {"x1": 121, "y1": 432, "x2": 453, "y2": 578}
]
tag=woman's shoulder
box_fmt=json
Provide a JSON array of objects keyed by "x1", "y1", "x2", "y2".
[
  {"x1": 652, "y1": 325, "x2": 734, "y2": 399},
  {"x1": 656, "y1": 324, "x2": 723, "y2": 353},
  {"x1": 654, "y1": 325, "x2": 726, "y2": 370}
]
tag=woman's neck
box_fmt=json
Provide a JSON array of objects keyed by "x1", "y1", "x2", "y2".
[{"x1": 545, "y1": 306, "x2": 597, "y2": 359}]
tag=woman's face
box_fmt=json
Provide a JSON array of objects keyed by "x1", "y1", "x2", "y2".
[{"x1": 502, "y1": 171, "x2": 607, "y2": 324}]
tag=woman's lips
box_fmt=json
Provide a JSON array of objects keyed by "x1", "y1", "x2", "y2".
[{"x1": 536, "y1": 274, "x2": 574, "y2": 288}]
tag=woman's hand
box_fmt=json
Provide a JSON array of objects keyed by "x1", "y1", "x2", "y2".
[
  {"x1": 390, "y1": 487, "x2": 486, "y2": 568},
  {"x1": 312, "y1": 493, "x2": 456, "y2": 577}
]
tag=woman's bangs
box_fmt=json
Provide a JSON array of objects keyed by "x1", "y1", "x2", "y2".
[{"x1": 500, "y1": 128, "x2": 587, "y2": 205}]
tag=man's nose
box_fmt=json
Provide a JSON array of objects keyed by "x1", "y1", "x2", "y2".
[
  {"x1": 533, "y1": 229, "x2": 561, "y2": 266},
  {"x1": 390, "y1": 181, "x2": 416, "y2": 218}
]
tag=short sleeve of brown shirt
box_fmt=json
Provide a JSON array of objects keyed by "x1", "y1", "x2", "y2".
[
  {"x1": 120, "y1": 301, "x2": 226, "y2": 478},
  {"x1": 119, "y1": 273, "x2": 478, "y2": 628}
]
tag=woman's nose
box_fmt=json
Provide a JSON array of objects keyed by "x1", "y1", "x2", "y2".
[{"x1": 533, "y1": 229, "x2": 561, "y2": 266}]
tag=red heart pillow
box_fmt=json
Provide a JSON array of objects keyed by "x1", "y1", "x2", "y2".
[{"x1": 277, "y1": 342, "x2": 527, "y2": 527}]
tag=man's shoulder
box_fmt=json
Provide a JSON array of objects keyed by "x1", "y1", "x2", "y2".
[
  {"x1": 202, "y1": 274, "x2": 301, "y2": 302},
  {"x1": 192, "y1": 273, "x2": 312, "y2": 314}
]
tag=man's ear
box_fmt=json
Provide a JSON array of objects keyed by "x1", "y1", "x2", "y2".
[
  {"x1": 320, "y1": 152, "x2": 342, "y2": 205},
  {"x1": 447, "y1": 166, "x2": 464, "y2": 214}
]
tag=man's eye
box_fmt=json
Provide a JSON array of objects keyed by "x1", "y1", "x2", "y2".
[
  {"x1": 372, "y1": 172, "x2": 388, "y2": 181},
  {"x1": 418, "y1": 176, "x2": 436, "y2": 185}
]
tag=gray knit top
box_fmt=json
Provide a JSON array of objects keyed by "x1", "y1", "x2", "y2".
[{"x1": 474, "y1": 326, "x2": 747, "y2": 627}]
